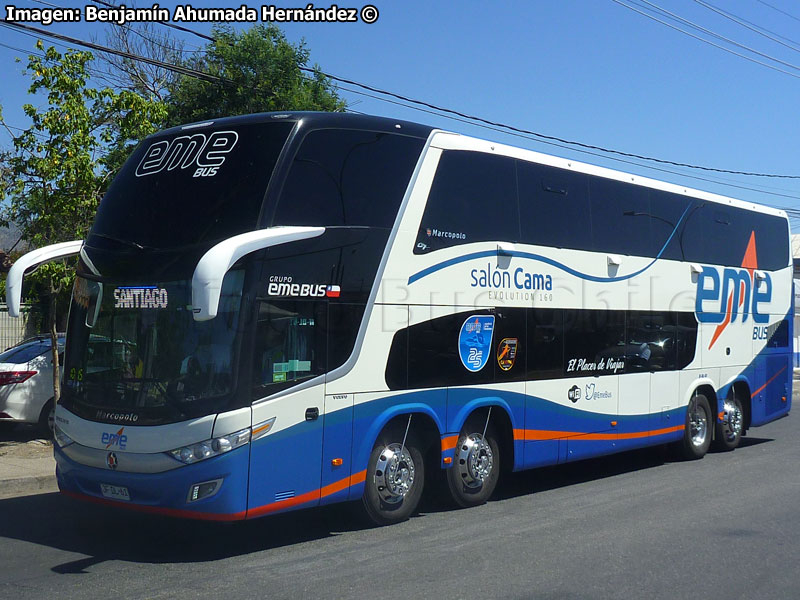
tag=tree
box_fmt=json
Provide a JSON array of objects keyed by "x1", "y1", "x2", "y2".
[
  {"x1": 0, "y1": 42, "x2": 166, "y2": 410},
  {"x1": 166, "y1": 24, "x2": 345, "y2": 126},
  {"x1": 95, "y1": 15, "x2": 184, "y2": 102}
]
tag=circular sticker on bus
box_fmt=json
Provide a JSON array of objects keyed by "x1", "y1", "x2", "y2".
[{"x1": 458, "y1": 315, "x2": 495, "y2": 372}]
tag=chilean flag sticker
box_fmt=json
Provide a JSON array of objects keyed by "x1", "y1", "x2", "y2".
[{"x1": 325, "y1": 285, "x2": 341, "y2": 298}]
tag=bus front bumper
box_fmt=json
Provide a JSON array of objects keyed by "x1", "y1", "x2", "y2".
[{"x1": 55, "y1": 443, "x2": 250, "y2": 521}]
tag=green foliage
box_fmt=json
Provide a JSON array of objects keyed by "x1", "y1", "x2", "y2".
[
  {"x1": 166, "y1": 24, "x2": 345, "y2": 126},
  {"x1": 0, "y1": 42, "x2": 166, "y2": 250},
  {"x1": 0, "y1": 43, "x2": 166, "y2": 399}
]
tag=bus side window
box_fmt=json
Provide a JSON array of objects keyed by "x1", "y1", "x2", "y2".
[
  {"x1": 675, "y1": 312, "x2": 699, "y2": 369},
  {"x1": 768, "y1": 320, "x2": 789, "y2": 348},
  {"x1": 414, "y1": 151, "x2": 519, "y2": 254},
  {"x1": 625, "y1": 312, "x2": 677, "y2": 373},
  {"x1": 680, "y1": 202, "x2": 789, "y2": 271},
  {"x1": 589, "y1": 177, "x2": 653, "y2": 257},
  {"x1": 251, "y1": 300, "x2": 326, "y2": 398},
  {"x1": 517, "y1": 161, "x2": 591, "y2": 252},
  {"x1": 647, "y1": 191, "x2": 694, "y2": 262},
  {"x1": 273, "y1": 129, "x2": 424, "y2": 229},
  {"x1": 565, "y1": 309, "x2": 625, "y2": 376},
  {"x1": 526, "y1": 308, "x2": 563, "y2": 380},
  {"x1": 327, "y1": 303, "x2": 367, "y2": 372}
]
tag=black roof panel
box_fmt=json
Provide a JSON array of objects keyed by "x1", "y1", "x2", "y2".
[{"x1": 156, "y1": 111, "x2": 435, "y2": 139}]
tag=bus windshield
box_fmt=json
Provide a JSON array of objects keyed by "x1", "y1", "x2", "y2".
[
  {"x1": 90, "y1": 121, "x2": 294, "y2": 249},
  {"x1": 61, "y1": 271, "x2": 245, "y2": 425}
]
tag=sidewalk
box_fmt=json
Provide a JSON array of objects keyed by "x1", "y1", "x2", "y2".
[{"x1": 0, "y1": 434, "x2": 58, "y2": 499}]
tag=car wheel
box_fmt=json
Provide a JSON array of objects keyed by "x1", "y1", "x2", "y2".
[{"x1": 38, "y1": 399, "x2": 55, "y2": 437}]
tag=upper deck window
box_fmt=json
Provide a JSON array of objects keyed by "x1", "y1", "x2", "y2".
[
  {"x1": 416, "y1": 150, "x2": 789, "y2": 270},
  {"x1": 414, "y1": 151, "x2": 520, "y2": 254},
  {"x1": 272, "y1": 129, "x2": 425, "y2": 228}
]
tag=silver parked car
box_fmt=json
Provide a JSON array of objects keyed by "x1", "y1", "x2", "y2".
[{"x1": 0, "y1": 335, "x2": 65, "y2": 435}]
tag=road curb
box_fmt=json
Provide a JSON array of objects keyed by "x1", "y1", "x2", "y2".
[{"x1": 0, "y1": 474, "x2": 58, "y2": 499}]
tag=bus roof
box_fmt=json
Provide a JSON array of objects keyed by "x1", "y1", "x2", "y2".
[
  {"x1": 154, "y1": 111, "x2": 436, "y2": 140},
  {"x1": 155, "y1": 111, "x2": 787, "y2": 222}
]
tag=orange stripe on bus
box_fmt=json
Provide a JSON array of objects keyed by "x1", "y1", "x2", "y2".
[
  {"x1": 513, "y1": 424, "x2": 684, "y2": 442},
  {"x1": 751, "y1": 365, "x2": 787, "y2": 398},
  {"x1": 246, "y1": 469, "x2": 367, "y2": 519}
]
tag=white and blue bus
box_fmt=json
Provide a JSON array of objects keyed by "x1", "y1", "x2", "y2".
[{"x1": 8, "y1": 112, "x2": 792, "y2": 524}]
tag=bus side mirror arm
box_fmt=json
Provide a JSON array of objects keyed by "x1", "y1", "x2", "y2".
[
  {"x1": 5, "y1": 240, "x2": 84, "y2": 318},
  {"x1": 192, "y1": 227, "x2": 326, "y2": 322}
]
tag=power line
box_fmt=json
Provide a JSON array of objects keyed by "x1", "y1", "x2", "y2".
[
  {"x1": 5, "y1": 10, "x2": 800, "y2": 185},
  {"x1": 7, "y1": 25, "x2": 796, "y2": 202},
  {"x1": 337, "y1": 84, "x2": 800, "y2": 203},
  {"x1": 631, "y1": 0, "x2": 800, "y2": 73},
  {"x1": 756, "y1": 0, "x2": 800, "y2": 25},
  {"x1": 82, "y1": 1, "x2": 800, "y2": 182},
  {"x1": 0, "y1": 21, "x2": 228, "y2": 84},
  {"x1": 692, "y1": 0, "x2": 800, "y2": 55},
  {"x1": 610, "y1": 0, "x2": 800, "y2": 80},
  {"x1": 0, "y1": 38, "x2": 118, "y2": 81},
  {"x1": 309, "y1": 63, "x2": 800, "y2": 179},
  {"x1": 89, "y1": 0, "x2": 215, "y2": 43},
  {"x1": 28, "y1": 0, "x2": 203, "y2": 53}
]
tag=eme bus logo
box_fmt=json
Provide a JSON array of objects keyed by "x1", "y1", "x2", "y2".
[
  {"x1": 695, "y1": 266, "x2": 771, "y2": 325},
  {"x1": 694, "y1": 233, "x2": 773, "y2": 349},
  {"x1": 135, "y1": 131, "x2": 239, "y2": 178},
  {"x1": 102, "y1": 427, "x2": 128, "y2": 450}
]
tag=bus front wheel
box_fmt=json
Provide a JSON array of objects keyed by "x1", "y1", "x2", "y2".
[
  {"x1": 362, "y1": 434, "x2": 425, "y2": 526},
  {"x1": 446, "y1": 425, "x2": 500, "y2": 508}
]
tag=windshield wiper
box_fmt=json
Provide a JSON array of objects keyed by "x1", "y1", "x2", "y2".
[{"x1": 88, "y1": 233, "x2": 150, "y2": 251}]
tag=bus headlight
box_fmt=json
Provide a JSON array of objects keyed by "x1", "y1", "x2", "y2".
[
  {"x1": 54, "y1": 424, "x2": 74, "y2": 449},
  {"x1": 167, "y1": 427, "x2": 251, "y2": 465}
]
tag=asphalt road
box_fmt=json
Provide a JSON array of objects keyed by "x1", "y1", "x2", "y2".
[{"x1": 1, "y1": 410, "x2": 798, "y2": 599}]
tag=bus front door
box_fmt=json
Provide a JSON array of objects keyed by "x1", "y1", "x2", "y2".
[{"x1": 247, "y1": 387, "x2": 325, "y2": 518}]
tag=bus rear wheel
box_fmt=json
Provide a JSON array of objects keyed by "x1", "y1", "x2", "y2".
[
  {"x1": 677, "y1": 392, "x2": 712, "y2": 460},
  {"x1": 713, "y1": 393, "x2": 743, "y2": 451},
  {"x1": 362, "y1": 434, "x2": 425, "y2": 526},
  {"x1": 446, "y1": 425, "x2": 500, "y2": 508}
]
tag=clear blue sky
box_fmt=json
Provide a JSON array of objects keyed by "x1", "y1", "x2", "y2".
[{"x1": 2, "y1": 0, "x2": 800, "y2": 230}]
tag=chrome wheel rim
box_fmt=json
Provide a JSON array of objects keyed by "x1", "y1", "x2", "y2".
[
  {"x1": 373, "y1": 443, "x2": 416, "y2": 504},
  {"x1": 689, "y1": 402, "x2": 708, "y2": 447},
  {"x1": 720, "y1": 399, "x2": 743, "y2": 441},
  {"x1": 455, "y1": 433, "x2": 494, "y2": 489}
]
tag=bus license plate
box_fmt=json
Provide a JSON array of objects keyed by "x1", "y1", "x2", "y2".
[{"x1": 100, "y1": 483, "x2": 130, "y2": 501}]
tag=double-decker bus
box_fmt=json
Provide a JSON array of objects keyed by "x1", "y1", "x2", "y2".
[{"x1": 8, "y1": 112, "x2": 792, "y2": 525}]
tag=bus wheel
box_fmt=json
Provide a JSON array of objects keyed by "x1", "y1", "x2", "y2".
[
  {"x1": 446, "y1": 425, "x2": 500, "y2": 508},
  {"x1": 362, "y1": 435, "x2": 425, "y2": 525},
  {"x1": 713, "y1": 393, "x2": 743, "y2": 451},
  {"x1": 678, "y1": 392, "x2": 712, "y2": 460}
]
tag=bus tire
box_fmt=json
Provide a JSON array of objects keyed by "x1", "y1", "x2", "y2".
[
  {"x1": 713, "y1": 393, "x2": 743, "y2": 451},
  {"x1": 362, "y1": 433, "x2": 425, "y2": 526},
  {"x1": 677, "y1": 392, "x2": 712, "y2": 460},
  {"x1": 446, "y1": 424, "x2": 500, "y2": 508}
]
